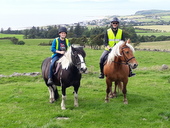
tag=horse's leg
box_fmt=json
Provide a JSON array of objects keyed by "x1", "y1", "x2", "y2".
[
  {"x1": 74, "y1": 85, "x2": 80, "y2": 107},
  {"x1": 105, "y1": 78, "x2": 112, "y2": 103},
  {"x1": 52, "y1": 84, "x2": 59, "y2": 101},
  {"x1": 61, "y1": 86, "x2": 66, "y2": 110},
  {"x1": 48, "y1": 85, "x2": 55, "y2": 103},
  {"x1": 122, "y1": 81, "x2": 128, "y2": 104},
  {"x1": 110, "y1": 81, "x2": 117, "y2": 98}
]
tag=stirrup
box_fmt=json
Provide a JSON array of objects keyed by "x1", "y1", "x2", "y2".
[
  {"x1": 129, "y1": 73, "x2": 136, "y2": 77},
  {"x1": 99, "y1": 73, "x2": 104, "y2": 79}
]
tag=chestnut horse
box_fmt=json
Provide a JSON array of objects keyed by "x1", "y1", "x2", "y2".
[{"x1": 104, "y1": 39, "x2": 138, "y2": 104}]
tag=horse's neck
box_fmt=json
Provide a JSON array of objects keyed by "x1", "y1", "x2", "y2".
[
  {"x1": 68, "y1": 64, "x2": 78, "y2": 72},
  {"x1": 112, "y1": 57, "x2": 124, "y2": 68},
  {"x1": 62, "y1": 65, "x2": 80, "y2": 78},
  {"x1": 114, "y1": 56, "x2": 122, "y2": 63}
]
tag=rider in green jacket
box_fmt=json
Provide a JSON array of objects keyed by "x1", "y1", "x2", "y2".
[{"x1": 99, "y1": 17, "x2": 135, "y2": 79}]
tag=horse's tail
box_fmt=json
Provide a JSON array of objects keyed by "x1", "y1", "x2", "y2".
[
  {"x1": 41, "y1": 57, "x2": 51, "y2": 81},
  {"x1": 117, "y1": 82, "x2": 123, "y2": 92}
]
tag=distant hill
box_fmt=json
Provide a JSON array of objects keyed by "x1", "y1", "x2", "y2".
[{"x1": 135, "y1": 10, "x2": 170, "y2": 15}]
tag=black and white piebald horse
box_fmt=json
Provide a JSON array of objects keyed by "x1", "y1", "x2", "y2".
[{"x1": 41, "y1": 45, "x2": 87, "y2": 110}]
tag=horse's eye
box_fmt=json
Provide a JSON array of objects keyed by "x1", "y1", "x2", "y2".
[{"x1": 126, "y1": 51, "x2": 129, "y2": 54}]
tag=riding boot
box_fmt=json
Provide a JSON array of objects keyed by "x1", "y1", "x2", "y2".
[
  {"x1": 47, "y1": 78, "x2": 53, "y2": 85},
  {"x1": 99, "y1": 63, "x2": 104, "y2": 79},
  {"x1": 129, "y1": 67, "x2": 136, "y2": 77},
  {"x1": 48, "y1": 57, "x2": 59, "y2": 85}
]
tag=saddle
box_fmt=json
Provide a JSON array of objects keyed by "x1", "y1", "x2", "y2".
[{"x1": 103, "y1": 54, "x2": 109, "y2": 65}]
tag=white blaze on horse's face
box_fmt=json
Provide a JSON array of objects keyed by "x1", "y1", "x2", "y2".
[{"x1": 78, "y1": 54, "x2": 87, "y2": 73}]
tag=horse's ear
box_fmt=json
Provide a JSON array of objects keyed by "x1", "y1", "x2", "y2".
[
  {"x1": 71, "y1": 45, "x2": 78, "y2": 56},
  {"x1": 71, "y1": 45, "x2": 75, "y2": 52},
  {"x1": 126, "y1": 39, "x2": 131, "y2": 44}
]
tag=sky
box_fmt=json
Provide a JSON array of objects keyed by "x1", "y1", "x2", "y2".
[{"x1": 0, "y1": 0, "x2": 170, "y2": 30}]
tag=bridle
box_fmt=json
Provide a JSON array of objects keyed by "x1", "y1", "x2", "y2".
[
  {"x1": 74, "y1": 61, "x2": 86, "y2": 71},
  {"x1": 113, "y1": 46, "x2": 135, "y2": 65},
  {"x1": 71, "y1": 52, "x2": 85, "y2": 70}
]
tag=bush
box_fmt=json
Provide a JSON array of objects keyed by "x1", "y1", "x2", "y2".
[
  {"x1": 10, "y1": 37, "x2": 18, "y2": 44},
  {"x1": 17, "y1": 41, "x2": 25, "y2": 45}
]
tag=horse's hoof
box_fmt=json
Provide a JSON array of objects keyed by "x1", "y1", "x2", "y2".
[
  {"x1": 110, "y1": 95, "x2": 113, "y2": 98},
  {"x1": 105, "y1": 99, "x2": 109, "y2": 103},
  {"x1": 61, "y1": 107, "x2": 66, "y2": 110},
  {"x1": 74, "y1": 104, "x2": 79, "y2": 107},
  {"x1": 110, "y1": 95, "x2": 116, "y2": 98},
  {"x1": 124, "y1": 101, "x2": 128, "y2": 104},
  {"x1": 49, "y1": 98, "x2": 55, "y2": 103}
]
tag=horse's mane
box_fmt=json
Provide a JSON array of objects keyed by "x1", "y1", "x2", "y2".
[
  {"x1": 107, "y1": 41, "x2": 135, "y2": 64},
  {"x1": 57, "y1": 46, "x2": 85, "y2": 69}
]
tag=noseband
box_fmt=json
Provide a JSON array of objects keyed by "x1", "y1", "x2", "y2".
[{"x1": 75, "y1": 61, "x2": 85, "y2": 68}]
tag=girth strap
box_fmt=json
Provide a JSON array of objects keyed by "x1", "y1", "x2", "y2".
[{"x1": 54, "y1": 62, "x2": 61, "y2": 75}]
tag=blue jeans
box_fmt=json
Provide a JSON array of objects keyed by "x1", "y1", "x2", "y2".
[{"x1": 48, "y1": 56, "x2": 59, "y2": 79}]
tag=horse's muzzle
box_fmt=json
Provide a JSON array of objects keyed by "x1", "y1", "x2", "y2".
[
  {"x1": 79, "y1": 67, "x2": 87, "y2": 74},
  {"x1": 130, "y1": 63, "x2": 138, "y2": 69}
]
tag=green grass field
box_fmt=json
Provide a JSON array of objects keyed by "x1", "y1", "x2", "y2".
[
  {"x1": 134, "y1": 25, "x2": 170, "y2": 32},
  {"x1": 136, "y1": 41, "x2": 170, "y2": 51},
  {"x1": 0, "y1": 39, "x2": 170, "y2": 128},
  {"x1": 136, "y1": 32, "x2": 170, "y2": 36},
  {"x1": 0, "y1": 33, "x2": 24, "y2": 40},
  {"x1": 135, "y1": 29, "x2": 170, "y2": 36},
  {"x1": 134, "y1": 25, "x2": 170, "y2": 36}
]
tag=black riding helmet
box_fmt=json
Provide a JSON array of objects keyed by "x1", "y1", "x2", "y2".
[
  {"x1": 58, "y1": 27, "x2": 67, "y2": 34},
  {"x1": 111, "y1": 17, "x2": 119, "y2": 23}
]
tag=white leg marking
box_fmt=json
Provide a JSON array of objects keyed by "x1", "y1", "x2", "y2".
[
  {"x1": 74, "y1": 92, "x2": 79, "y2": 107},
  {"x1": 48, "y1": 87, "x2": 52, "y2": 100},
  {"x1": 48, "y1": 86, "x2": 54, "y2": 103},
  {"x1": 51, "y1": 85, "x2": 56, "y2": 100},
  {"x1": 61, "y1": 95, "x2": 66, "y2": 110}
]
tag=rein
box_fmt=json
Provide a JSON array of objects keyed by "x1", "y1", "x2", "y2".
[{"x1": 112, "y1": 61, "x2": 128, "y2": 65}]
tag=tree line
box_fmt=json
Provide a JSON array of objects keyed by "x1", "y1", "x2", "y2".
[{"x1": 1, "y1": 23, "x2": 170, "y2": 49}]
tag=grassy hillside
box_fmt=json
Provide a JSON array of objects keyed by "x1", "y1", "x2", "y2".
[
  {"x1": 119, "y1": 10, "x2": 170, "y2": 36},
  {"x1": 135, "y1": 10, "x2": 170, "y2": 15},
  {"x1": 0, "y1": 39, "x2": 170, "y2": 127},
  {"x1": 134, "y1": 25, "x2": 170, "y2": 32}
]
